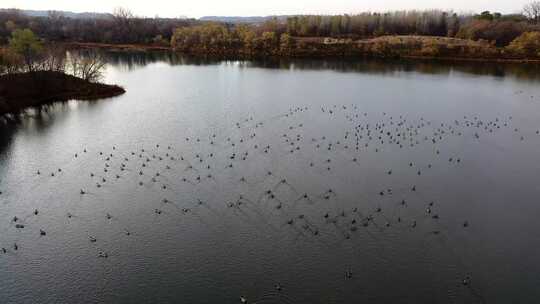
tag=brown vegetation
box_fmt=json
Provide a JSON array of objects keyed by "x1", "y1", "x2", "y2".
[
  {"x1": 355, "y1": 36, "x2": 500, "y2": 59},
  {"x1": 66, "y1": 42, "x2": 171, "y2": 52},
  {"x1": 170, "y1": 27, "x2": 540, "y2": 61},
  {"x1": 506, "y1": 32, "x2": 540, "y2": 57},
  {"x1": 3, "y1": 5, "x2": 540, "y2": 62},
  {"x1": 169, "y1": 6, "x2": 540, "y2": 61},
  {"x1": 2, "y1": 5, "x2": 540, "y2": 50}
]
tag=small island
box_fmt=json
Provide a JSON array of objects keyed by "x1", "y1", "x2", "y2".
[
  {"x1": 0, "y1": 71, "x2": 125, "y2": 116},
  {"x1": 0, "y1": 29, "x2": 125, "y2": 117}
]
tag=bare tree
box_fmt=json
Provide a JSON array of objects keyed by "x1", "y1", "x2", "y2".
[
  {"x1": 113, "y1": 7, "x2": 134, "y2": 20},
  {"x1": 40, "y1": 45, "x2": 66, "y2": 72},
  {"x1": 524, "y1": 1, "x2": 540, "y2": 23},
  {"x1": 111, "y1": 7, "x2": 135, "y2": 43},
  {"x1": 68, "y1": 51, "x2": 106, "y2": 82}
]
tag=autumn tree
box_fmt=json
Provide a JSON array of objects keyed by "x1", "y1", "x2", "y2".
[
  {"x1": 171, "y1": 23, "x2": 231, "y2": 51},
  {"x1": 9, "y1": 29, "x2": 43, "y2": 72},
  {"x1": 279, "y1": 33, "x2": 294, "y2": 53},
  {"x1": 239, "y1": 27, "x2": 258, "y2": 51},
  {"x1": 506, "y1": 31, "x2": 540, "y2": 56},
  {"x1": 261, "y1": 31, "x2": 278, "y2": 51}
]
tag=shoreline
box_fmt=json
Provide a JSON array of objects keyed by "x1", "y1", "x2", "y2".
[
  {"x1": 66, "y1": 42, "x2": 172, "y2": 52},
  {"x1": 66, "y1": 39, "x2": 540, "y2": 64}
]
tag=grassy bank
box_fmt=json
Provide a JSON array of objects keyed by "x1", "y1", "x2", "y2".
[
  {"x1": 0, "y1": 71, "x2": 125, "y2": 116},
  {"x1": 169, "y1": 35, "x2": 540, "y2": 63},
  {"x1": 59, "y1": 35, "x2": 540, "y2": 63},
  {"x1": 66, "y1": 42, "x2": 171, "y2": 52}
]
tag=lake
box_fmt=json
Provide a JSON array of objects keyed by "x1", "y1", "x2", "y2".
[{"x1": 1, "y1": 52, "x2": 540, "y2": 303}]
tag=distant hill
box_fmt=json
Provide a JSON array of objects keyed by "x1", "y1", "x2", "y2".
[
  {"x1": 0, "y1": 9, "x2": 113, "y2": 19},
  {"x1": 1, "y1": 8, "x2": 285, "y2": 23},
  {"x1": 199, "y1": 16, "x2": 289, "y2": 24},
  {"x1": 199, "y1": 16, "x2": 270, "y2": 23}
]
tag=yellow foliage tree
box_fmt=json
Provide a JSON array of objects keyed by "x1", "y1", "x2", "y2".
[{"x1": 506, "y1": 31, "x2": 540, "y2": 57}]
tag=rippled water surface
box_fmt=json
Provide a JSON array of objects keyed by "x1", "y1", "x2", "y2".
[{"x1": 1, "y1": 53, "x2": 540, "y2": 303}]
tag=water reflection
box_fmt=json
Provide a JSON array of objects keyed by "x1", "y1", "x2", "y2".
[
  {"x1": 100, "y1": 50, "x2": 540, "y2": 80},
  {"x1": 0, "y1": 100, "x2": 108, "y2": 156},
  {"x1": 103, "y1": 51, "x2": 223, "y2": 70},
  {"x1": 1, "y1": 52, "x2": 540, "y2": 303},
  {"x1": 0, "y1": 127, "x2": 14, "y2": 157}
]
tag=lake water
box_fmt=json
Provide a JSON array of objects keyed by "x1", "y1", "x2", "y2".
[{"x1": 1, "y1": 53, "x2": 540, "y2": 303}]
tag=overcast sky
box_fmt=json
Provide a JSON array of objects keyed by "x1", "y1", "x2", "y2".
[{"x1": 1, "y1": 0, "x2": 530, "y2": 18}]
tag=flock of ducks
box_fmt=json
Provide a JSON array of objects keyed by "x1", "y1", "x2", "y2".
[{"x1": 1, "y1": 103, "x2": 535, "y2": 303}]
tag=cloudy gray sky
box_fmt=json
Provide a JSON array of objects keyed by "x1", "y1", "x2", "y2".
[{"x1": 1, "y1": 0, "x2": 530, "y2": 18}]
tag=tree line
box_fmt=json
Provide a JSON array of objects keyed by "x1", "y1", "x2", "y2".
[
  {"x1": 282, "y1": 10, "x2": 540, "y2": 47},
  {"x1": 0, "y1": 8, "x2": 195, "y2": 45},
  {"x1": 171, "y1": 8, "x2": 540, "y2": 48},
  {"x1": 169, "y1": 6, "x2": 540, "y2": 58},
  {"x1": 2, "y1": 4, "x2": 540, "y2": 59},
  {"x1": 2, "y1": 5, "x2": 540, "y2": 47}
]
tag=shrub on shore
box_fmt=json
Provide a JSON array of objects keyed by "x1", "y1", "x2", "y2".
[{"x1": 506, "y1": 31, "x2": 540, "y2": 57}]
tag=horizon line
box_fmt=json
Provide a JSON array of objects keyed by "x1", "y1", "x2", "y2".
[{"x1": 0, "y1": 6, "x2": 525, "y2": 19}]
